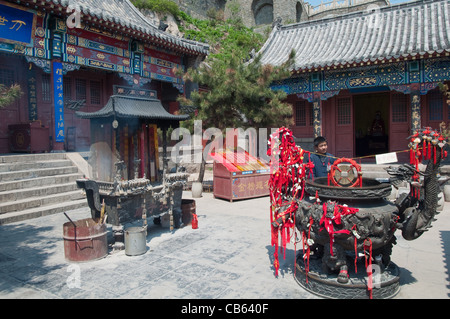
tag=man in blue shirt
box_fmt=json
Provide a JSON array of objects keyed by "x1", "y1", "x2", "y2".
[{"x1": 306, "y1": 136, "x2": 336, "y2": 179}]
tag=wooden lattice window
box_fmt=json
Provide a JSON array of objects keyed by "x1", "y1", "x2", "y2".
[
  {"x1": 295, "y1": 101, "x2": 306, "y2": 126},
  {"x1": 63, "y1": 77, "x2": 72, "y2": 102},
  {"x1": 75, "y1": 78, "x2": 86, "y2": 101},
  {"x1": 295, "y1": 101, "x2": 313, "y2": 126},
  {"x1": 428, "y1": 91, "x2": 443, "y2": 121},
  {"x1": 0, "y1": 68, "x2": 14, "y2": 86},
  {"x1": 41, "y1": 74, "x2": 51, "y2": 102},
  {"x1": 392, "y1": 93, "x2": 407, "y2": 123},
  {"x1": 337, "y1": 97, "x2": 351, "y2": 125},
  {"x1": 90, "y1": 80, "x2": 101, "y2": 105}
]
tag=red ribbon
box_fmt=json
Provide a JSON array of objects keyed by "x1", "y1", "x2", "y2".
[
  {"x1": 268, "y1": 127, "x2": 306, "y2": 277},
  {"x1": 319, "y1": 203, "x2": 358, "y2": 256},
  {"x1": 364, "y1": 238, "x2": 373, "y2": 299}
]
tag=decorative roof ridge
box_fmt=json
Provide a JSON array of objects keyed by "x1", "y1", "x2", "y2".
[
  {"x1": 111, "y1": 0, "x2": 210, "y2": 52},
  {"x1": 16, "y1": 0, "x2": 209, "y2": 55},
  {"x1": 122, "y1": 0, "x2": 159, "y2": 30},
  {"x1": 111, "y1": 94, "x2": 160, "y2": 101},
  {"x1": 279, "y1": 0, "x2": 447, "y2": 31},
  {"x1": 256, "y1": 0, "x2": 450, "y2": 73}
]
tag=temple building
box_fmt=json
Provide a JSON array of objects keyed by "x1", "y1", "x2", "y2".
[
  {"x1": 0, "y1": 0, "x2": 208, "y2": 180},
  {"x1": 256, "y1": 0, "x2": 450, "y2": 160}
]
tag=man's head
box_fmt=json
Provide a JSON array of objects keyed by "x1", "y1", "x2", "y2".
[{"x1": 314, "y1": 136, "x2": 328, "y2": 155}]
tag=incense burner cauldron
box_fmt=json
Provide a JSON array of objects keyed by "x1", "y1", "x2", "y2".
[
  {"x1": 294, "y1": 173, "x2": 402, "y2": 299},
  {"x1": 288, "y1": 128, "x2": 445, "y2": 299},
  {"x1": 77, "y1": 171, "x2": 188, "y2": 226},
  {"x1": 298, "y1": 175, "x2": 398, "y2": 263}
]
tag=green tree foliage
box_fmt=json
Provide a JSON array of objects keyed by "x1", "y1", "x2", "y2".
[
  {"x1": 132, "y1": 0, "x2": 295, "y2": 181},
  {"x1": 0, "y1": 84, "x2": 23, "y2": 109},
  {"x1": 130, "y1": 0, "x2": 181, "y2": 18},
  {"x1": 178, "y1": 50, "x2": 295, "y2": 132},
  {"x1": 176, "y1": 49, "x2": 295, "y2": 183}
]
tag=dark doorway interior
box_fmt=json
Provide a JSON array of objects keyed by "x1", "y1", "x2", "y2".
[{"x1": 354, "y1": 93, "x2": 390, "y2": 158}]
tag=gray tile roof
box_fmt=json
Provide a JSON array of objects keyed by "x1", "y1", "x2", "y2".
[
  {"x1": 36, "y1": 0, "x2": 209, "y2": 55},
  {"x1": 76, "y1": 95, "x2": 189, "y2": 121},
  {"x1": 256, "y1": 0, "x2": 450, "y2": 71}
]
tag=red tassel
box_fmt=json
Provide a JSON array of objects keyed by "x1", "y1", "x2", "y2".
[
  {"x1": 364, "y1": 239, "x2": 373, "y2": 299},
  {"x1": 434, "y1": 146, "x2": 437, "y2": 164},
  {"x1": 423, "y1": 141, "x2": 427, "y2": 160},
  {"x1": 428, "y1": 142, "x2": 432, "y2": 160},
  {"x1": 353, "y1": 225, "x2": 358, "y2": 274}
]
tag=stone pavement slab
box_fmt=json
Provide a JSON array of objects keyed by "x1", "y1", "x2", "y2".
[{"x1": 0, "y1": 191, "x2": 449, "y2": 300}]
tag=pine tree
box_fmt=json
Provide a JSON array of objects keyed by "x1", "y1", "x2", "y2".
[
  {"x1": 178, "y1": 49, "x2": 295, "y2": 182},
  {"x1": 0, "y1": 84, "x2": 23, "y2": 109}
]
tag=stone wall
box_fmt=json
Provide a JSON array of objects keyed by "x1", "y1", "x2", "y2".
[
  {"x1": 308, "y1": 0, "x2": 389, "y2": 20},
  {"x1": 171, "y1": 0, "x2": 227, "y2": 20},
  {"x1": 170, "y1": 0, "x2": 390, "y2": 28}
]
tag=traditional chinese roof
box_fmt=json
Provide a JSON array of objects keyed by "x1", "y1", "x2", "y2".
[
  {"x1": 14, "y1": 0, "x2": 209, "y2": 56},
  {"x1": 256, "y1": 0, "x2": 450, "y2": 72},
  {"x1": 76, "y1": 95, "x2": 189, "y2": 122}
]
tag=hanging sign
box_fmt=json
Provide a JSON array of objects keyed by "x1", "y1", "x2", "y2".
[
  {"x1": 53, "y1": 62, "x2": 65, "y2": 143},
  {"x1": 0, "y1": 2, "x2": 36, "y2": 46},
  {"x1": 375, "y1": 152, "x2": 398, "y2": 165},
  {"x1": 27, "y1": 69, "x2": 37, "y2": 121}
]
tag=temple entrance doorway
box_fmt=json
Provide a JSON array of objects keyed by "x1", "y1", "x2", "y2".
[{"x1": 354, "y1": 92, "x2": 390, "y2": 160}]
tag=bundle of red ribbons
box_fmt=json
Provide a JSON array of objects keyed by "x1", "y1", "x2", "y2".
[
  {"x1": 409, "y1": 127, "x2": 448, "y2": 198},
  {"x1": 268, "y1": 127, "x2": 307, "y2": 276}
]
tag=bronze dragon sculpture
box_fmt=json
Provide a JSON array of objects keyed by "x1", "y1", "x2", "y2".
[{"x1": 387, "y1": 128, "x2": 447, "y2": 241}]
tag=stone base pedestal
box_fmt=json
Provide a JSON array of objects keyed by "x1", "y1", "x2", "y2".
[{"x1": 294, "y1": 252, "x2": 400, "y2": 299}]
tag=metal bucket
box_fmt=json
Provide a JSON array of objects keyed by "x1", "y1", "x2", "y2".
[
  {"x1": 181, "y1": 199, "x2": 196, "y2": 226},
  {"x1": 125, "y1": 226, "x2": 147, "y2": 256},
  {"x1": 63, "y1": 218, "x2": 108, "y2": 262}
]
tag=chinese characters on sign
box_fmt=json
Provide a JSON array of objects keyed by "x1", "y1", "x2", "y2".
[
  {"x1": 53, "y1": 62, "x2": 65, "y2": 143},
  {"x1": 231, "y1": 176, "x2": 269, "y2": 200},
  {"x1": 27, "y1": 69, "x2": 37, "y2": 121},
  {"x1": 0, "y1": 3, "x2": 36, "y2": 45}
]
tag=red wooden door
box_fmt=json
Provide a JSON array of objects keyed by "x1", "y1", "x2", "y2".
[
  {"x1": 334, "y1": 96, "x2": 354, "y2": 158},
  {"x1": 389, "y1": 92, "x2": 411, "y2": 162},
  {"x1": 0, "y1": 64, "x2": 22, "y2": 153}
]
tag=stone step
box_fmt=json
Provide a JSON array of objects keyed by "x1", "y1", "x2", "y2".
[
  {"x1": 0, "y1": 152, "x2": 90, "y2": 225},
  {"x1": 0, "y1": 159, "x2": 72, "y2": 173},
  {"x1": 0, "y1": 190, "x2": 85, "y2": 215},
  {"x1": 0, "y1": 153, "x2": 66, "y2": 163},
  {"x1": 0, "y1": 166, "x2": 78, "y2": 182},
  {"x1": 0, "y1": 173, "x2": 82, "y2": 192},
  {"x1": 0, "y1": 182, "x2": 79, "y2": 203},
  {"x1": 0, "y1": 198, "x2": 88, "y2": 225}
]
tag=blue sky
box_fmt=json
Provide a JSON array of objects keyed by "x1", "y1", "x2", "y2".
[{"x1": 305, "y1": 0, "x2": 410, "y2": 6}]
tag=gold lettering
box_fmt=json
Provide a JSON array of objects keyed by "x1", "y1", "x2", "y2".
[
  {"x1": 0, "y1": 16, "x2": 8, "y2": 26},
  {"x1": 10, "y1": 20, "x2": 26, "y2": 31}
]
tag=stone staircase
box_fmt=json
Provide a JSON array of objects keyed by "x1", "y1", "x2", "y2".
[{"x1": 0, "y1": 153, "x2": 88, "y2": 225}]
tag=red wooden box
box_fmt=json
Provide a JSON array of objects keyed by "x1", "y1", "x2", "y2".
[
  {"x1": 211, "y1": 149, "x2": 270, "y2": 202},
  {"x1": 8, "y1": 122, "x2": 50, "y2": 153}
]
